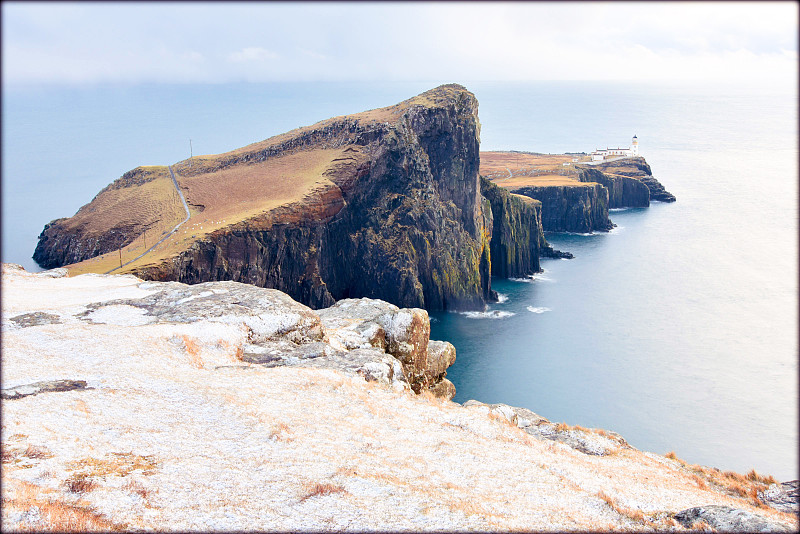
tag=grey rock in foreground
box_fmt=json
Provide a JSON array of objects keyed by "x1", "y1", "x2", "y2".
[
  {"x1": 2, "y1": 380, "x2": 88, "y2": 400},
  {"x1": 674, "y1": 505, "x2": 793, "y2": 532},
  {"x1": 759, "y1": 481, "x2": 799, "y2": 515},
  {"x1": 7, "y1": 274, "x2": 456, "y2": 399},
  {"x1": 462, "y1": 400, "x2": 631, "y2": 456}
]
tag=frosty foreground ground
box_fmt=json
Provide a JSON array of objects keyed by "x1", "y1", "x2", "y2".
[{"x1": 1, "y1": 265, "x2": 796, "y2": 531}]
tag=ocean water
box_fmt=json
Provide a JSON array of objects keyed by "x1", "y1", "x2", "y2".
[{"x1": 2, "y1": 81, "x2": 797, "y2": 480}]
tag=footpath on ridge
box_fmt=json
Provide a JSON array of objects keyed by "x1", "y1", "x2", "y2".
[{"x1": 105, "y1": 165, "x2": 191, "y2": 274}]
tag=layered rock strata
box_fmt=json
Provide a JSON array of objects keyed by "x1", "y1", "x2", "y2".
[
  {"x1": 576, "y1": 167, "x2": 650, "y2": 208},
  {"x1": 509, "y1": 182, "x2": 614, "y2": 233},
  {"x1": 580, "y1": 157, "x2": 676, "y2": 205}
]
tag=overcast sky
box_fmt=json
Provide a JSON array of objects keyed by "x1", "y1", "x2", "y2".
[{"x1": 2, "y1": 2, "x2": 797, "y2": 87}]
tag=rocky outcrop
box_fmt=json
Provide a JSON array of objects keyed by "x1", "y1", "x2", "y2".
[
  {"x1": 759, "y1": 481, "x2": 799, "y2": 514},
  {"x1": 673, "y1": 505, "x2": 793, "y2": 532},
  {"x1": 576, "y1": 166, "x2": 650, "y2": 208},
  {"x1": 463, "y1": 400, "x2": 631, "y2": 456},
  {"x1": 318, "y1": 298, "x2": 456, "y2": 395},
  {"x1": 2, "y1": 380, "x2": 88, "y2": 400},
  {"x1": 509, "y1": 183, "x2": 613, "y2": 233},
  {"x1": 586, "y1": 157, "x2": 676, "y2": 203},
  {"x1": 2, "y1": 268, "x2": 455, "y2": 399}
]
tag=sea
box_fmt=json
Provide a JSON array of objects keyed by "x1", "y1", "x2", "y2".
[{"x1": 2, "y1": 80, "x2": 797, "y2": 481}]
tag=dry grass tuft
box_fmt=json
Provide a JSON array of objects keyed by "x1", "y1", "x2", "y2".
[
  {"x1": 4, "y1": 478, "x2": 123, "y2": 531},
  {"x1": 122, "y1": 479, "x2": 151, "y2": 500},
  {"x1": 691, "y1": 519, "x2": 712, "y2": 530},
  {"x1": 690, "y1": 474, "x2": 709, "y2": 490},
  {"x1": 746, "y1": 468, "x2": 778, "y2": 485},
  {"x1": 23, "y1": 444, "x2": 53, "y2": 460},
  {"x1": 64, "y1": 474, "x2": 96, "y2": 494},
  {"x1": 299, "y1": 482, "x2": 347, "y2": 502},
  {"x1": 70, "y1": 452, "x2": 158, "y2": 478},
  {"x1": 269, "y1": 422, "x2": 293, "y2": 442},
  {"x1": 2, "y1": 447, "x2": 19, "y2": 463},
  {"x1": 555, "y1": 422, "x2": 570, "y2": 432},
  {"x1": 596, "y1": 490, "x2": 651, "y2": 526},
  {"x1": 181, "y1": 335, "x2": 204, "y2": 368},
  {"x1": 665, "y1": 451, "x2": 678, "y2": 460}
]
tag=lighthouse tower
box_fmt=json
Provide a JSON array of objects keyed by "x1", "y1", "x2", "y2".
[{"x1": 631, "y1": 135, "x2": 639, "y2": 156}]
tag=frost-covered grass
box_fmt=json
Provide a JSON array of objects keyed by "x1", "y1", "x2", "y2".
[{"x1": 2, "y1": 266, "x2": 797, "y2": 531}]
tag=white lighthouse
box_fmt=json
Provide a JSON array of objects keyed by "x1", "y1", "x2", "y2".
[{"x1": 631, "y1": 135, "x2": 639, "y2": 156}]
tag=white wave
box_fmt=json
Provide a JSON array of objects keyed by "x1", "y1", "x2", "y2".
[
  {"x1": 534, "y1": 275, "x2": 555, "y2": 282},
  {"x1": 495, "y1": 293, "x2": 509, "y2": 303},
  {"x1": 609, "y1": 208, "x2": 629, "y2": 212},
  {"x1": 509, "y1": 276, "x2": 534, "y2": 283},
  {"x1": 526, "y1": 306, "x2": 551, "y2": 314},
  {"x1": 459, "y1": 310, "x2": 516, "y2": 319}
]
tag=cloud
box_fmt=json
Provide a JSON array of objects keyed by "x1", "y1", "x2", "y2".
[
  {"x1": 228, "y1": 47, "x2": 279, "y2": 63},
  {"x1": 1, "y1": 2, "x2": 796, "y2": 86}
]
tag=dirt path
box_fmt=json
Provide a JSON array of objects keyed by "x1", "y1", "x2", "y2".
[{"x1": 105, "y1": 166, "x2": 191, "y2": 274}]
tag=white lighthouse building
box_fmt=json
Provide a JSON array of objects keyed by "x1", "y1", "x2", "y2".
[{"x1": 591, "y1": 135, "x2": 639, "y2": 161}]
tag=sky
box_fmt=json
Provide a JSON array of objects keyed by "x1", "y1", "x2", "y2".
[{"x1": 2, "y1": 1, "x2": 797, "y2": 87}]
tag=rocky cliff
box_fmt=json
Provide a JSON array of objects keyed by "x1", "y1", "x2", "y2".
[
  {"x1": 509, "y1": 182, "x2": 614, "y2": 233},
  {"x1": 3, "y1": 264, "x2": 796, "y2": 532},
  {"x1": 479, "y1": 177, "x2": 571, "y2": 278},
  {"x1": 33, "y1": 85, "x2": 521, "y2": 312},
  {"x1": 580, "y1": 157, "x2": 676, "y2": 204},
  {"x1": 576, "y1": 166, "x2": 650, "y2": 208}
]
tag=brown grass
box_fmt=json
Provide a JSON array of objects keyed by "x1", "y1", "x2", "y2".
[
  {"x1": 3, "y1": 478, "x2": 123, "y2": 531},
  {"x1": 69, "y1": 452, "x2": 158, "y2": 478},
  {"x1": 181, "y1": 335, "x2": 204, "y2": 369},
  {"x1": 64, "y1": 474, "x2": 96, "y2": 494},
  {"x1": 596, "y1": 490, "x2": 652, "y2": 527},
  {"x1": 691, "y1": 519, "x2": 711, "y2": 530},
  {"x1": 269, "y1": 422, "x2": 293, "y2": 442},
  {"x1": 23, "y1": 445, "x2": 53, "y2": 460},
  {"x1": 690, "y1": 474, "x2": 709, "y2": 490},
  {"x1": 121, "y1": 479, "x2": 151, "y2": 501},
  {"x1": 665, "y1": 451, "x2": 678, "y2": 460},
  {"x1": 299, "y1": 482, "x2": 347, "y2": 502},
  {"x1": 746, "y1": 468, "x2": 778, "y2": 485},
  {"x1": 67, "y1": 148, "x2": 352, "y2": 277},
  {"x1": 2, "y1": 447, "x2": 19, "y2": 463}
]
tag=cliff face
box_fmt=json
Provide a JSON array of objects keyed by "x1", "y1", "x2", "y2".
[
  {"x1": 509, "y1": 183, "x2": 613, "y2": 233},
  {"x1": 480, "y1": 177, "x2": 550, "y2": 278},
  {"x1": 577, "y1": 167, "x2": 650, "y2": 208},
  {"x1": 35, "y1": 85, "x2": 497, "y2": 312},
  {"x1": 583, "y1": 157, "x2": 676, "y2": 204}
]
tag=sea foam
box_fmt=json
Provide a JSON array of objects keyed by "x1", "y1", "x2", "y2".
[
  {"x1": 459, "y1": 310, "x2": 515, "y2": 319},
  {"x1": 526, "y1": 306, "x2": 551, "y2": 314}
]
